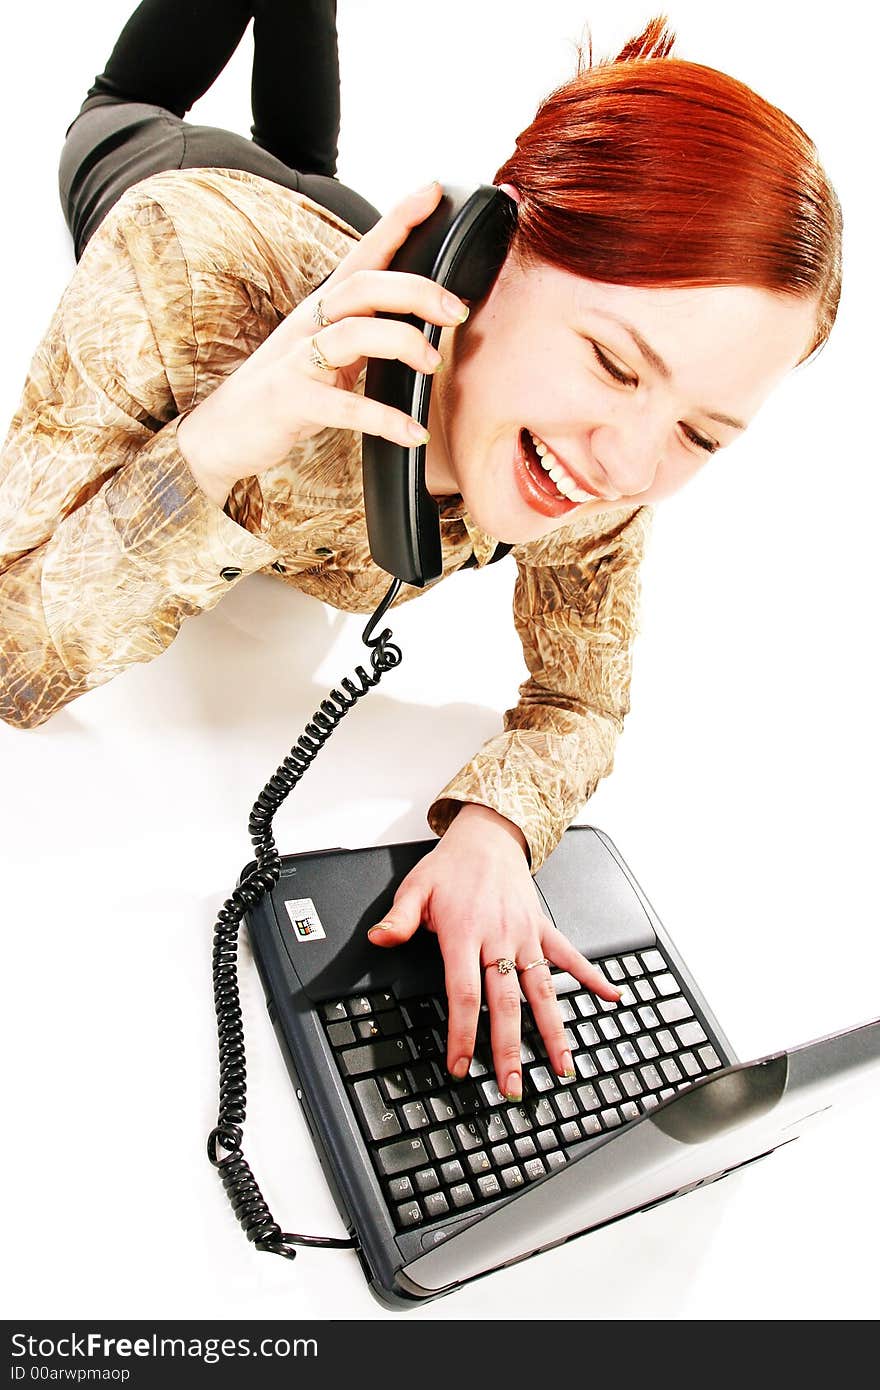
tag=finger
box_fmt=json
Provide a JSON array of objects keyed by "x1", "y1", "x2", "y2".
[
  {"x1": 441, "y1": 943, "x2": 483, "y2": 1081},
  {"x1": 482, "y1": 957, "x2": 524, "y2": 1102},
  {"x1": 366, "y1": 886, "x2": 425, "y2": 947},
  {"x1": 542, "y1": 921, "x2": 623, "y2": 1002},
  {"x1": 288, "y1": 374, "x2": 434, "y2": 450},
  {"x1": 320, "y1": 181, "x2": 445, "y2": 289},
  {"x1": 518, "y1": 959, "x2": 577, "y2": 1081},
  {"x1": 304, "y1": 314, "x2": 444, "y2": 383},
  {"x1": 314, "y1": 268, "x2": 470, "y2": 333}
]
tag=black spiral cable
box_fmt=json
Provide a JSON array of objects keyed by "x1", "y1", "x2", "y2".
[{"x1": 206, "y1": 577, "x2": 404, "y2": 1260}]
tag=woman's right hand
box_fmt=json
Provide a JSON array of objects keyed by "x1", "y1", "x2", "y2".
[{"x1": 177, "y1": 180, "x2": 470, "y2": 507}]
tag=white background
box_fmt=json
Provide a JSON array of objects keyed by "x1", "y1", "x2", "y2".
[{"x1": 1, "y1": 0, "x2": 877, "y2": 1322}]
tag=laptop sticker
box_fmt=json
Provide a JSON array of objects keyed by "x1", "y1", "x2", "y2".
[{"x1": 284, "y1": 897, "x2": 327, "y2": 942}]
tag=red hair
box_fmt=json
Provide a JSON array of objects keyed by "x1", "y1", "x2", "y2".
[{"x1": 494, "y1": 14, "x2": 842, "y2": 364}]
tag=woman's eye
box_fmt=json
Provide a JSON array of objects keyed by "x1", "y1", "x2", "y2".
[
  {"x1": 590, "y1": 341, "x2": 637, "y2": 387},
  {"x1": 681, "y1": 424, "x2": 720, "y2": 455}
]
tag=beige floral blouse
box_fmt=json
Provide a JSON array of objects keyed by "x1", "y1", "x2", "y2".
[{"x1": 0, "y1": 167, "x2": 653, "y2": 873}]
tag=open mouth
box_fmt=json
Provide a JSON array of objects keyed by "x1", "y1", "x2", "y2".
[{"x1": 514, "y1": 428, "x2": 581, "y2": 518}]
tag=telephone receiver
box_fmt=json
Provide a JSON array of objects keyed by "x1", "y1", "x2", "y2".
[{"x1": 362, "y1": 184, "x2": 518, "y2": 588}]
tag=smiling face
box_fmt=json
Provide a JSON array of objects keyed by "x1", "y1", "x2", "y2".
[{"x1": 425, "y1": 252, "x2": 820, "y2": 543}]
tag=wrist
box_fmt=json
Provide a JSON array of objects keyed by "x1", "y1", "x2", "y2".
[
  {"x1": 177, "y1": 407, "x2": 235, "y2": 509},
  {"x1": 444, "y1": 802, "x2": 530, "y2": 863}
]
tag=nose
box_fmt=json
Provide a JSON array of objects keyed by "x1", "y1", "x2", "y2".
[{"x1": 590, "y1": 420, "x2": 664, "y2": 499}]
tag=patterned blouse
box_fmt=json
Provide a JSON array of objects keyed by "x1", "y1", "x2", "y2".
[{"x1": 0, "y1": 167, "x2": 653, "y2": 873}]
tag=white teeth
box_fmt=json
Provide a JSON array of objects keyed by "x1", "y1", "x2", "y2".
[{"x1": 528, "y1": 430, "x2": 592, "y2": 503}]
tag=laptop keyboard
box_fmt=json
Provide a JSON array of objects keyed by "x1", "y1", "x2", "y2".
[{"x1": 320, "y1": 946, "x2": 722, "y2": 1233}]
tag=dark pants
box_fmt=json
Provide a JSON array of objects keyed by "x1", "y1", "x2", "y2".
[{"x1": 58, "y1": 0, "x2": 381, "y2": 262}]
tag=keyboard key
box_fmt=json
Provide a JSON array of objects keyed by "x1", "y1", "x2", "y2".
[
  {"x1": 532, "y1": 1099, "x2": 556, "y2": 1127},
  {"x1": 680, "y1": 1051, "x2": 702, "y2": 1077},
  {"x1": 368, "y1": 990, "x2": 395, "y2": 1013},
  {"x1": 653, "y1": 973, "x2": 679, "y2": 997},
  {"x1": 698, "y1": 1045, "x2": 722, "y2": 1070},
  {"x1": 620, "y1": 1070, "x2": 643, "y2": 1098},
  {"x1": 560, "y1": 1121, "x2": 582, "y2": 1145},
  {"x1": 637, "y1": 1006, "x2": 660, "y2": 1030},
  {"x1": 387, "y1": 1176, "x2": 414, "y2": 1202},
  {"x1": 480, "y1": 1079, "x2": 505, "y2": 1107},
  {"x1": 659, "y1": 1086, "x2": 675, "y2": 1100},
  {"x1": 536, "y1": 1127, "x2": 559, "y2": 1152},
  {"x1": 676, "y1": 1021, "x2": 709, "y2": 1048},
  {"x1": 597, "y1": 996, "x2": 620, "y2": 1013},
  {"x1": 640, "y1": 1094, "x2": 660, "y2": 1112},
  {"x1": 353, "y1": 1079, "x2": 402, "y2": 1142},
  {"x1": 507, "y1": 1106, "x2": 534, "y2": 1135},
  {"x1": 622, "y1": 954, "x2": 643, "y2": 976},
  {"x1": 604, "y1": 959, "x2": 625, "y2": 982},
  {"x1": 401, "y1": 998, "x2": 440, "y2": 1029},
  {"x1": 326, "y1": 1021, "x2": 355, "y2": 1047},
  {"x1": 640, "y1": 1064, "x2": 663, "y2": 1091},
  {"x1": 577, "y1": 1083, "x2": 601, "y2": 1111},
  {"x1": 477, "y1": 1173, "x2": 502, "y2": 1200},
  {"x1": 660, "y1": 1057, "x2": 683, "y2": 1084},
  {"x1": 581, "y1": 1114, "x2": 602, "y2": 1136},
  {"x1": 406, "y1": 1062, "x2": 441, "y2": 1094},
  {"x1": 414, "y1": 1167, "x2": 440, "y2": 1192},
  {"x1": 640, "y1": 950, "x2": 666, "y2": 972},
  {"x1": 617, "y1": 985, "x2": 637, "y2": 1007},
  {"x1": 636, "y1": 1034, "x2": 659, "y2": 1060},
  {"x1": 635, "y1": 979, "x2": 656, "y2": 1002},
  {"x1": 575, "y1": 994, "x2": 597, "y2": 1018},
  {"x1": 376, "y1": 1008, "x2": 406, "y2": 1036},
  {"x1": 551, "y1": 972, "x2": 582, "y2": 995},
  {"x1": 491, "y1": 1143, "x2": 515, "y2": 1168},
  {"x1": 557, "y1": 999, "x2": 577, "y2": 1023},
  {"x1": 658, "y1": 997, "x2": 693, "y2": 1024},
  {"x1": 340, "y1": 1038, "x2": 411, "y2": 1078},
  {"x1": 529, "y1": 1066, "x2": 554, "y2": 1093},
  {"x1": 576, "y1": 1052, "x2": 598, "y2": 1080},
  {"x1": 577, "y1": 1022, "x2": 600, "y2": 1048},
  {"x1": 467, "y1": 1151, "x2": 492, "y2": 1175},
  {"x1": 553, "y1": 1091, "x2": 579, "y2": 1120},
  {"x1": 396, "y1": 1201, "x2": 423, "y2": 1228},
  {"x1": 380, "y1": 1069, "x2": 412, "y2": 1103},
  {"x1": 451, "y1": 1082, "x2": 483, "y2": 1117},
  {"x1": 656, "y1": 1030, "x2": 677, "y2": 1054},
  {"x1": 501, "y1": 1165, "x2": 525, "y2": 1190},
  {"x1": 427, "y1": 1093, "x2": 457, "y2": 1124},
  {"x1": 519, "y1": 1039, "x2": 536, "y2": 1065},
  {"x1": 348, "y1": 995, "x2": 374, "y2": 1017},
  {"x1": 477, "y1": 1112, "x2": 508, "y2": 1146},
  {"x1": 514, "y1": 1135, "x2": 538, "y2": 1160},
  {"x1": 402, "y1": 1101, "x2": 430, "y2": 1130},
  {"x1": 618, "y1": 1011, "x2": 640, "y2": 1036},
  {"x1": 355, "y1": 1017, "x2": 382, "y2": 1041},
  {"x1": 524, "y1": 1157, "x2": 547, "y2": 1181},
  {"x1": 455, "y1": 1121, "x2": 481, "y2": 1151},
  {"x1": 377, "y1": 1136, "x2": 430, "y2": 1176},
  {"x1": 599, "y1": 1077, "x2": 623, "y2": 1105},
  {"x1": 547, "y1": 1150, "x2": 568, "y2": 1170},
  {"x1": 618, "y1": 1041, "x2": 640, "y2": 1067},
  {"x1": 599, "y1": 1017, "x2": 621, "y2": 1041},
  {"x1": 424, "y1": 1191, "x2": 450, "y2": 1219},
  {"x1": 620, "y1": 1101, "x2": 640, "y2": 1122},
  {"x1": 412, "y1": 1028, "x2": 443, "y2": 1060},
  {"x1": 450, "y1": 1182, "x2": 475, "y2": 1208},
  {"x1": 601, "y1": 1107, "x2": 623, "y2": 1129},
  {"x1": 441, "y1": 1159, "x2": 465, "y2": 1185},
  {"x1": 596, "y1": 1047, "x2": 618, "y2": 1072},
  {"x1": 467, "y1": 1056, "x2": 489, "y2": 1078},
  {"x1": 427, "y1": 1127, "x2": 456, "y2": 1161},
  {"x1": 322, "y1": 1001, "x2": 348, "y2": 1022}
]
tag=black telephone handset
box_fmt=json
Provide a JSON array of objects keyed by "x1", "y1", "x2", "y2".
[
  {"x1": 362, "y1": 185, "x2": 518, "y2": 587},
  {"x1": 207, "y1": 186, "x2": 520, "y2": 1263}
]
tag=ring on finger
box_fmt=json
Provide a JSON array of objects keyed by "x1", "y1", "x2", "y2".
[
  {"x1": 484, "y1": 957, "x2": 517, "y2": 976},
  {"x1": 518, "y1": 957, "x2": 550, "y2": 974},
  {"x1": 309, "y1": 333, "x2": 336, "y2": 372},
  {"x1": 313, "y1": 297, "x2": 332, "y2": 327}
]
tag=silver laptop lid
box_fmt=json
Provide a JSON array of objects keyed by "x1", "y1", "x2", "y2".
[{"x1": 401, "y1": 1017, "x2": 880, "y2": 1295}]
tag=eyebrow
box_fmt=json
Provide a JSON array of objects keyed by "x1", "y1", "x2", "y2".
[{"x1": 588, "y1": 308, "x2": 747, "y2": 431}]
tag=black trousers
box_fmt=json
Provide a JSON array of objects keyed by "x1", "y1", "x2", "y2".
[{"x1": 58, "y1": 0, "x2": 381, "y2": 262}]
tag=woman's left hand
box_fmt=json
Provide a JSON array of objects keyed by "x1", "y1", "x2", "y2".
[{"x1": 366, "y1": 804, "x2": 622, "y2": 1101}]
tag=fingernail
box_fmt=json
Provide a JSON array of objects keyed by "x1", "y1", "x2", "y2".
[
  {"x1": 451, "y1": 1057, "x2": 470, "y2": 1079},
  {"x1": 560, "y1": 1051, "x2": 575, "y2": 1079},
  {"x1": 442, "y1": 291, "x2": 469, "y2": 322},
  {"x1": 367, "y1": 922, "x2": 395, "y2": 938},
  {"x1": 407, "y1": 421, "x2": 431, "y2": 444},
  {"x1": 504, "y1": 1072, "x2": 522, "y2": 1102},
  {"x1": 415, "y1": 179, "x2": 440, "y2": 194},
  {"x1": 431, "y1": 356, "x2": 445, "y2": 373}
]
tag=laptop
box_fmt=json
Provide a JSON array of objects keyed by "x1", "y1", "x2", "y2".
[{"x1": 240, "y1": 824, "x2": 880, "y2": 1309}]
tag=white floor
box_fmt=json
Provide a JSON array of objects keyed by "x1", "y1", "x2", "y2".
[{"x1": 2, "y1": 2, "x2": 877, "y2": 1321}]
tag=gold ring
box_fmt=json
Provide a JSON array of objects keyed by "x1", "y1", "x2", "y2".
[
  {"x1": 309, "y1": 334, "x2": 335, "y2": 372},
  {"x1": 518, "y1": 957, "x2": 550, "y2": 974},
  {"x1": 484, "y1": 957, "x2": 517, "y2": 976},
  {"x1": 313, "y1": 297, "x2": 332, "y2": 327}
]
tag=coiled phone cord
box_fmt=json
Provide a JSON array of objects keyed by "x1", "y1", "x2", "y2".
[{"x1": 206, "y1": 577, "x2": 404, "y2": 1260}]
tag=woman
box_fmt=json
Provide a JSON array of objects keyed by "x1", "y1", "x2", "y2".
[{"x1": 0, "y1": 2, "x2": 840, "y2": 1108}]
